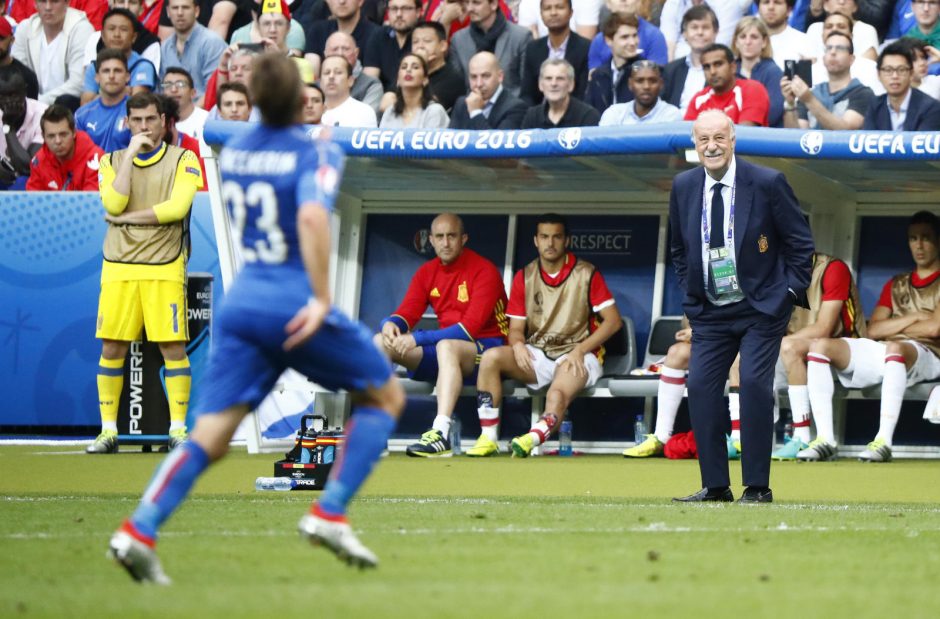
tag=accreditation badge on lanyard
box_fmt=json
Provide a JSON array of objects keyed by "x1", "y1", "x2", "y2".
[{"x1": 703, "y1": 183, "x2": 741, "y2": 298}]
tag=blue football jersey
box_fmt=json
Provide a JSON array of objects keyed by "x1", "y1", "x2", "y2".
[{"x1": 218, "y1": 125, "x2": 345, "y2": 306}]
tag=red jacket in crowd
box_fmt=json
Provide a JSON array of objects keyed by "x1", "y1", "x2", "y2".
[{"x1": 26, "y1": 130, "x2": 103, "y2": 192}]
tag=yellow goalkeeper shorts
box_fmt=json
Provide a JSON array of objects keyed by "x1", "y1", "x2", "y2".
[{"x1": 96, "y1": 279, "x2": 189, "y2": 342}]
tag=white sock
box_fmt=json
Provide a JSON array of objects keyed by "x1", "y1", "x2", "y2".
[
  {"x1": 478, "y1": 405, "x2": 500, "y2": 442},
  {"x1": 788, "y1": 385, "x2": 812, "y2": 443},
  {"x1": 807, "y1": 353, "x2": 836, "y2": 445},
  {"x1": 102, "y1": 421, "x2": 118, "y2": 433},
  {"x1": 528, "y1": 414, "x2": 557, "y2": 446},
  {"x1": 654, "y1": 366, "x2": 686, "y2": 443},
  {"x1": 729, "y1": 390, "x2": 741, "y2": 440},
  {"x1": 877, "y1": 354, "x2": 907, "y2": 446},
  {"x1": 169, "y1": 420, "x2": 185, "y2": 433},
  {"x1": 431, "y1": 415, "x2": 452, "y2": 437}
]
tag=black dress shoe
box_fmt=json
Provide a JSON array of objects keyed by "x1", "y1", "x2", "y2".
[
  {"x1": 737, "y1": 487, "x2": 773, "y2": 504},
  {"x1": 672, "y1": 487, "x2": 734, "y2": 502}
]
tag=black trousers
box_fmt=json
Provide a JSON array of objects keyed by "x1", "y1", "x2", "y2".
[{"x1": 687, "y1": 300, "x2": 791, "y2": 489}]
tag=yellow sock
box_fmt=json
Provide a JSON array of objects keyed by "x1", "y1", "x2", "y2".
[
  {"x1": 97, "y1": 356, "x2": 124, "y2": 432},
  {"x1": 164, "y1": 357, "x2": 191, "y2": 431}
]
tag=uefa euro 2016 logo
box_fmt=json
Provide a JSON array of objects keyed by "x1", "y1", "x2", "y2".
[
  {"x1": 557, "y1": 128, "x2": 582, "y2": 150},
  {"x1": 800, "y1": 131, "x2": 824, "y2": 155}
]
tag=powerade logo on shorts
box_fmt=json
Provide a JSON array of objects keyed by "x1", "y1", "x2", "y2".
[
  {"x1": 800, "y1": 131, "x2": 824, "y2": 155},
  {"x1": 128, "y1": 340, "x2": 144, "y2": 434}
]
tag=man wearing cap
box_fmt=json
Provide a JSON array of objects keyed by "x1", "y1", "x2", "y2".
[{"x1": 0, "y1": 19, "x2": 40, "y2": 100}]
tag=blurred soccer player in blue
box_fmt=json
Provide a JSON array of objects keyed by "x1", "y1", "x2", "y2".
[{"x1": 107, "y1": 52, "x2": 405, "y2": 583}]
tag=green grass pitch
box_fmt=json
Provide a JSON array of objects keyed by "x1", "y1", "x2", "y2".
[{"x1": 1, "y1": 445, "x2": 939, "y2": 618}]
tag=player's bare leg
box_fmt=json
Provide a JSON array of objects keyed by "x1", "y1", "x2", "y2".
[
  {"x1": 469, "y1": 346, "x2": 537, "y2": 456},
  {"x1": 511, "y1": 361, "x2": 587, "y2": 458}
]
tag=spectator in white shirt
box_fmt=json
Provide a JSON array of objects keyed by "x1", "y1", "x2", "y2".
[
  {"x1": 320, "y1": 54, "x2": 379, "y2": 127},
  {"x1": 805, "y1": 0, "x2": 879, "y2": 60},
  {"x1": 660, "y1": 0, "x2": 748, "y2": 60},
  {"x1": 12, "y1": 0, "x2": 94, "y2": 108},
  {"x1": 162, "y1": 66, "x2": 208, "y2": 153},
  {"x1": 758, "y1": 0, "x2": 811, "y2": 70}
]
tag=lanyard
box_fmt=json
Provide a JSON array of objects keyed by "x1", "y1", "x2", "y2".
[{"x1": 702, "y1": 180, "x2": 736, "y2": 251}]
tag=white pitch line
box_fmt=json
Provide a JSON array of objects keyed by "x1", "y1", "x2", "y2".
[
  {"x1": 3, "y1": 523, "x2": 938, "y2": 541},
  {"x1": 3, "y1": 495, "x2": 940, "y2": 514}
]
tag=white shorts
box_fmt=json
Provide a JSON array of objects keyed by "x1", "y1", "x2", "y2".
[
  {"x1": 525, "y1": 344, "x2": 602, "y2": 391},
  {"x1": 835, "y1": 338, "x2": 940, "y2": 389},
  {"x1": 773, "y1": 355, "x2": 788, "y2": 391}
]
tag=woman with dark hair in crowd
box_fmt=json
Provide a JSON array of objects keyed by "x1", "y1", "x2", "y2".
[
  {"x1": 732, "y1": 16, "x2": 785, "y2": 127},
  {"x1": 379, "y1": 53, "x2": 449, "y2": 129}
]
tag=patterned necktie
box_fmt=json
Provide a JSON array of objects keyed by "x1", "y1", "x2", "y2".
[{"x1": 710, "y1": 183, "x2": 725, "y2": 249}]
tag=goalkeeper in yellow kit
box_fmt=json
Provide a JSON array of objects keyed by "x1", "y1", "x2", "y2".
[{"x1": 88, "y1": 92, "x2": 203, "y2": 454}]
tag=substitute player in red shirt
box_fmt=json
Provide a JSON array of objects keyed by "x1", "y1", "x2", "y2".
[
  {"x1": 771, "y1": 252, "x2": 866, "y2": 458},
  {"x1": 802, "y1": 212, "x2": 940, "y2": 463},
  {"x1": 684, "y1": 43, "x2": 770, "y2": 126},
  {"x1": 375, "y1": 212, "x2": 508, "y2": 457},
  {"x1": 26, "y1": 105, "x2": 103, "y2": 191},
  {"x1": 467, "y1": 213, "x2": 623, "y2": 457}
]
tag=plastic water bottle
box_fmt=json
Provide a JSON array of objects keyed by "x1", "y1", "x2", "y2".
[
  {"x1": 783, "y1": 421, "x2": 794, "y2": 443},
  {"x1": 450, "y1": 416, "x2": 462, "y2": 455},
  {"x1": 558, "y1": 420, "x2": 573, "y2": 456},
  {"x1": 255, "y1": 477, "x2": 294, "y2": 491},
  {"x1": 634, "y1": 414, "x2": 645, "y2": 444}
]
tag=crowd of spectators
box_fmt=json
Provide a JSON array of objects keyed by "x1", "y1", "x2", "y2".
[{"x1": 3, "y1": 0, "x2": 940, "y2": 189}]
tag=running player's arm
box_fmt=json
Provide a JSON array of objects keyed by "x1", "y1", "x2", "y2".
[
  {"x1": 867, "y1": 278, "x2": 929, "y2": 339},
  {"x1": 789, "y1": 260, "x2": 850, "y2": 339},
  {"x1": 103, "y1": 152, "x2": 202, "y2": 224}
]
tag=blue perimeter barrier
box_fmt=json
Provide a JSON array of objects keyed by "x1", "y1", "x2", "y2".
[{"x1": 204, "y1": 121, "x2": 940, "y2": 160}]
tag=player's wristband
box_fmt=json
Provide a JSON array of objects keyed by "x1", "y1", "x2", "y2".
[{"x1": 380, "y1": 315, "x2": 409, "y2": 332}]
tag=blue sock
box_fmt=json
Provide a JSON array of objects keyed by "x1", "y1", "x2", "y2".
[
  {"x1": 316, "y1": 407, "x2": 396, "y2": 517},
  {"x1": 130, "y1": 441, "x2": 210, "y2": 540}
]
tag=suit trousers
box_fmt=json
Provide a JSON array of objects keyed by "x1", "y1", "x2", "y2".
[{"x1": 688, "y1": 299, "x2": 792, "y2": 489}]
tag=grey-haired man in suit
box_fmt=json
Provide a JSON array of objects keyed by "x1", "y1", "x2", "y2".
[{"x1": 669, "y1": 110, "x2": 814, "y2": 504}]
